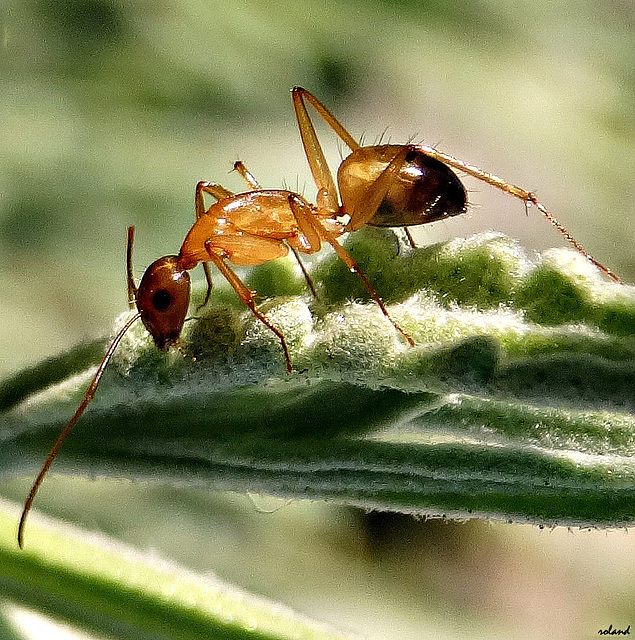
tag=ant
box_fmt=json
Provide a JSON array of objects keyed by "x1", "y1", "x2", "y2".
[
  {"x1": 17, "y1": 159, "x2": 414, "y2": 548},
  {"x1": 290, "y1": 86, "x2": 621, "y2": 284},
  {"x1": 18, "y1": 87, "x2": 621, "y2": 549}
]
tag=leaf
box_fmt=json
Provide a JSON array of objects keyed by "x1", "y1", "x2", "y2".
[
  {"x1": 2, "y1": 229, "x2": 634, "y2": 529},
  {"x1": 0, "y1": 500, "x2": 352, "y2": 640}
]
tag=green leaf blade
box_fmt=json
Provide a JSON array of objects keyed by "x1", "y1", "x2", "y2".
[
  {"x1": 0, "y1": 503, "x2": 352, "y2": 640},
  {"x1": 2, "y1": 230, "x2": 634, "y2": 529}
]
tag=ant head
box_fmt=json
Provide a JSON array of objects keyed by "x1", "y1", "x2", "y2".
[
  {"x1": 136, "y1": 256, "x2": 191, "y2": 350},
  {"x1": 18, "y1": 238, "x2": 192, "y2": 549}
]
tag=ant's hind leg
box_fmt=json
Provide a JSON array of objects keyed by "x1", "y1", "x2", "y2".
[
  {"x1": 292, "y1": 88, "x2": 418, "y2": 248},
  {"x1": 416, "y1": 145, "x2": 621, "y2": 283},
  {"x1": 292, "y1": 87, "x2": 342, "y2": 214},
  {"x1": 292, "y1": 87, "x2": 361, "y2": 153}
]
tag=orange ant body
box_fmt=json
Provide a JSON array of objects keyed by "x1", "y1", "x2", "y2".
[{"x1": 18, "y1": 87, "x2": 621, "y2": 549}]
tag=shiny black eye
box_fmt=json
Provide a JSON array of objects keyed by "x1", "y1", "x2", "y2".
[{"x1": 152, "y1": 289, "x2": 171, "y2": 312}]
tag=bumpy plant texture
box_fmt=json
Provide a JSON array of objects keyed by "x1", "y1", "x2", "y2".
[{"x1": 2, "y1": 230, "x2": 635, "y2": 527}]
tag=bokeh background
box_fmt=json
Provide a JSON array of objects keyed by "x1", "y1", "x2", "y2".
[{"x1": 1, "y1": 0, "x2": 634, "y2": 638}]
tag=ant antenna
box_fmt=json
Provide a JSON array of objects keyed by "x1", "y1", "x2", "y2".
[
  {"x1": 127, "y1": 226, "x2": 138, "y2": 307},
  {"x1": 18, "y1": 227, "x2": 143, "y2": 549},
  {"x1": 18, "y1": 312, "x2": 141, "y2": 549}
]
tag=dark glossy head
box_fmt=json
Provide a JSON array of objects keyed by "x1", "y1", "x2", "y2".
[
  {"x1": 136, "y1": 256, "x2": 191, "y2": 350},
  {"x1": 338, "y1": 145, "x2": 467, "y2": 227}
]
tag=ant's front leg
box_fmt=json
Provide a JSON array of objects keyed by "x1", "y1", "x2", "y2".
[{"x1": 233, "y1": 161, "x2": 261, "y2": 190}]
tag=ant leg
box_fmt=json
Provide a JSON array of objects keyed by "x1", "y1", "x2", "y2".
[
  {"x1": 205, "y1": 244, "x2": 293, "y2": 373},
  {"x1": 343, "y1": 146, "x2": 413, "y2": 231},
  {"x1": 195, "y1": 181, "x2": 236, "y2": 308},
  {"x1": 233, "y1": 161, "x2": 261, "y2": 190},
  {"x1": 196, "y1": 181, "x2": 235, "y2": 217},
  {"x1": 403, "y1": 227, "x2": 417, "y2": 249},
  {"x1": 292, "y1": 87, "x2": 361, "y2": 152},
  {"x1": 285, "y1": 195, "x2": 324, "y2": 301},
  {"x1": 231, "y1": 162, "x2": 319, "y2": 296},
  {"x1": 288, "y1": 244, "x2": 319, "y2": 299},
  {"x1": 288, "y1": 195, "x2": 414, "y2": 347},
  {"x1": 292, "y1": 89, "x2": 418, "y2": 248},
  {"x1": 292, "y1": 87, "x2": 343, "y2": 214},
  {"x1": 293, "y1": 87, "x2": 413, "y2": 238},
  {"x1": 417, "y1": 145, "x2": 621, "y2": 283}
]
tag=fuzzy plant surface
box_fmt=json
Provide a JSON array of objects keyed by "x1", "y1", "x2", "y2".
[{"x1": 2, "y1": 229, "x2": 635, "y2": 528}]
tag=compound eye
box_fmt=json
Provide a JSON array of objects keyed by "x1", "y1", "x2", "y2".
[
  {"x1": 152, "y1": 289, "x2": 172, "y2": 312},
  {"x1": 136, "y1": 256, "x2": 191, "y2": 350}
]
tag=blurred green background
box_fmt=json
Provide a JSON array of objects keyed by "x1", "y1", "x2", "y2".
[{"x1": 1, "y1": 0, "x2": 634, "y2": 638}]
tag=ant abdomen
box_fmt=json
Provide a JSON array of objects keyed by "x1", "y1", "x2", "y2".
[
  {"x1": 136, "y1": 256, "x2": 191, "y2": 350},
  {"x1": 338, "y1": 145, "x2": 467, "y2": 227}
]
